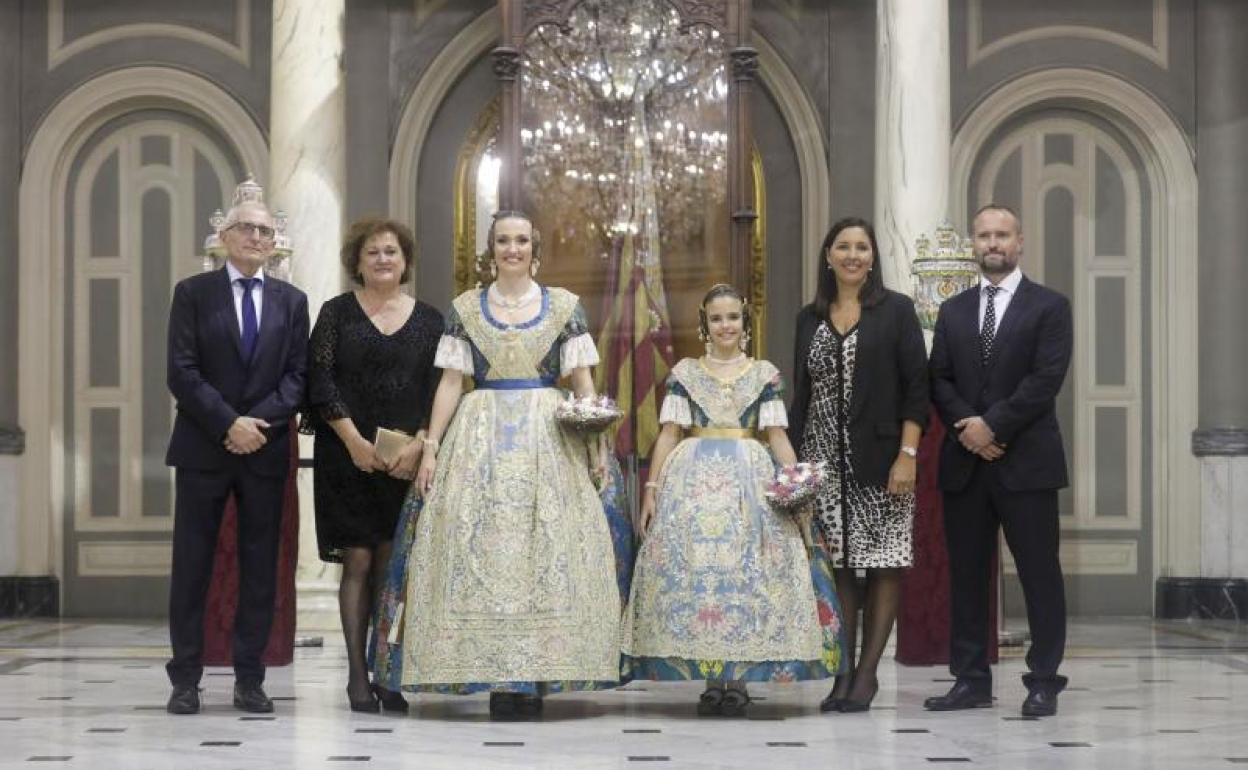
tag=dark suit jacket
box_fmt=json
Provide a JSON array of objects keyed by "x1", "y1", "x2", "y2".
[
  {"x1": 789, "y1": 290, "x2": 929, "y2": 488},
  {"x1": 165, "y1": 267, "x2": 310, "y2": 478},
  {"x1": 929, "y1": 276, "x2": 1072, "y2": 492}
]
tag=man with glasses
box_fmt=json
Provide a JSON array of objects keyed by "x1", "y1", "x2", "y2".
[{"x1": 164, "y1": 201, "x2": 309, "y2": 714}]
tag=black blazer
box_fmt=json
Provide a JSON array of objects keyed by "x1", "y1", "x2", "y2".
[
  {"x1": 165, "y1": 267, "x2": 310, "y2": 478},
  {"x1": 929, "y1": 276, "x2": 1072, "y2": 492},
  {"x1": 789, "y1": 290, "x2": 929, "y2": 488}
]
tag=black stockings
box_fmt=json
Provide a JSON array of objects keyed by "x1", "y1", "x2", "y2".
[
  {"x1": 339, "y1": 542, "x2": 393, "y2": 702},
  {"x1": 830, "y1": 567, "x2": 902, "y2": 702}
]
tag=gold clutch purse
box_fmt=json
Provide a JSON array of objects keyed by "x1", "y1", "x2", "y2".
[{"x1": 374, "y1": 427, "x2": 412, "y2": 466}]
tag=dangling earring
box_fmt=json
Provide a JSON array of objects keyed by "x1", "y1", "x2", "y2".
[
  {"x1": 489, "y1": 261, "x2": 498, "y2": 279},
  {"x1": 530, "y1": 260, "x2": 539, "y2": 278},
  {"x1": 739, "y1": 329, "x2": 751, "y2": 353}
]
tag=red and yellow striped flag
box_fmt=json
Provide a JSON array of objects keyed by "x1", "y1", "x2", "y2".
[{"x1": 595, "y1": 229, "x2": 675, "y2": 460}]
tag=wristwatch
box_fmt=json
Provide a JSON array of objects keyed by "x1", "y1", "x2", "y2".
[{"x1": 899, "y1": 445, "x2": 918, "y2": 458}]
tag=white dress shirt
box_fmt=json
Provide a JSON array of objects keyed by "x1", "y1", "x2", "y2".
[
  {"x1": 226, "y1": 261, "x2": 265, "y2": 333},
  {"x1": 977, "y1": 266, "x2": 1023, "y2": 335}
]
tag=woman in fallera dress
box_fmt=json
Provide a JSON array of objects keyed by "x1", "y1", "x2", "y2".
[
  {"x1": 370, "y1": 210, "x2": 623, "y2": 719},
  {"x1": 624, "y1": 284, "x2": 844, "y2": 717}
]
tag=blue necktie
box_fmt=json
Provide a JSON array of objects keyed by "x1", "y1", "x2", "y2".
[{"x1": 238, "y1": 277, "x2": 259, "y2": 362}]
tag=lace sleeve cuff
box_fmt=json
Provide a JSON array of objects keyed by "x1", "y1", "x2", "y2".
[
  {"x1": 434, "y1": 335, "x2": 474, "y2": 375},
  {"x1": 659, "y1": 394, "x2": 693, "y2": 427},
  {"x1": 759, "y1": 399, "x2": 789, "y2": 429},
  {"x1": 559, "y1": 333, "x2": 600, "y2": 375}
]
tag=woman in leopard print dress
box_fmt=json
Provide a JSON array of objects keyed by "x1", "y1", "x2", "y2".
[{"x1": 790, "y1": 217, "x2": 929, "y2": 712}]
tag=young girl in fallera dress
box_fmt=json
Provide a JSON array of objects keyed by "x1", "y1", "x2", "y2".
[{"x1": 623, "y1": 284, "x2": 845, "y2": 716}]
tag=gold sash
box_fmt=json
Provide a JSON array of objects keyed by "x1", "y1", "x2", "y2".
[{"x1": 690, "y1": 427, "x2": 757, "y2": 439}]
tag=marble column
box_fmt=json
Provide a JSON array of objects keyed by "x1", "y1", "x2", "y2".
[
  {"x1": 873, "y1": 0, "x2": 950, "y2": 294},
  {"x1": 877, "y1": 0, "x2": 966, "y2": 664},
  {"x1": 1186, "y1": 0, "x2": 1248, "y2": 613},
  {"x1": 270, "y1": 0, "x2": 347, "y2": 632}
]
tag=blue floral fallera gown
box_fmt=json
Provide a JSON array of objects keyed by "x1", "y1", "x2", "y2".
[{"x1": 623, "y1": 358, "x2": 845, "y2": 682}]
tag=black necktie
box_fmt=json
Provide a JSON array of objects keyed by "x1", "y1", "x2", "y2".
[{"x1": 980, "y1": 285, "x2": 1000, "y2": 363}]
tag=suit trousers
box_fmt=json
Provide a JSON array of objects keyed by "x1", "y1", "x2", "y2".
[
  {"x1": 166, "y1": 464, "x2": 285, "y2": 687},
  {"x1": 942, "y1": 461, "x2": 1068, "y2": 694}
]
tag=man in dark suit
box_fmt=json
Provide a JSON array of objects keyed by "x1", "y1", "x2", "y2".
[
  {"x1": 164, "y1": 201, "x2": 308, "y2": 715},
  {"x1": 925, "y1": 204, "x2": 1072, "y2": 717}
]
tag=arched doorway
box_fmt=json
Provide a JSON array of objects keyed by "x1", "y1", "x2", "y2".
[
  {"x1": 952, "y1": 69, "x2": 1199, "y2": 615},
  {"x1": 18, "y1": 68, "x2": 266, "y2": 615}
]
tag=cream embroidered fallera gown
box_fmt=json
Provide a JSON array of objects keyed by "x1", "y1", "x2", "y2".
[{"x1": 389, "y1": 286, "x2": 621, "y2": 693}]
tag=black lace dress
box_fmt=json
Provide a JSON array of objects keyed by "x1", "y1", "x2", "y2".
[{"x1": 306, "y1": 293, "x2": 443, "y2": 562}]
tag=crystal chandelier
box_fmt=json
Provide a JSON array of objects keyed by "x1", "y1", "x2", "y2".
[{"x1": 519, "y1": 0, "x2": 729, "y2": 262}]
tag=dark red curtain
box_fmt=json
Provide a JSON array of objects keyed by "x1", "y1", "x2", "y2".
[
  {"x1": 201, "y1": 421, "x2": 300, "y2": 667},
  {"x1": 897, "y1": 408, "x2": 998, "y2": 666}
]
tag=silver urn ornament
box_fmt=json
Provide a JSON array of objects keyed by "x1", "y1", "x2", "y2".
[
  {"x1": 910, "y1": 221, "x2": 977, "y2": 331},
  {"x1": 201, "y1": 175, "x2": 293, "y2": 279}
]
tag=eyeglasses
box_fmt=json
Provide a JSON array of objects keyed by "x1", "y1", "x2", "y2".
[{"x1": 229, "y1": 221, "x2": 276, "y2": 240}]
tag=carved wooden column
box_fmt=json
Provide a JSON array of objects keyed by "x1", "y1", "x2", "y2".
[
  {"x1": 494, "y1": 0, "x2": 523, "y2": 210},
  {"x1": 728, "y1": 17, "x2": 758, "y2": 302}
]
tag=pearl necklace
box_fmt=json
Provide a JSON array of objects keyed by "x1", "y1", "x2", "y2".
[
  {"x1": 705, "y1": 351, "x2": 747, "y2": 365},
  {"x1": 489, "y1": 282, "x2": 539, "y2": 310}
]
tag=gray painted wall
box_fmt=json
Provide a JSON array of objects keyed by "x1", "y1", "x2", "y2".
[
  {"x1": 345, "y1": 0, "x2": 391, "y2": 223},
  {"x1": 754, "y1": 84, "x2": 804, "y2": 382},
  {"x1": 413, "y1": 53, "x2": 496, "y2": 312},
  {"x1": 950, "y1": 0, "x2": 1196, "y2": 140},
  {"x1": 19, "y1": 0, "x2": 271, "y2": 147},
  {"x1": 0, "y1": 0, "x2": 20, "y2": 433},
  {"x1": 754, "y1": 0, "x2": 877, "y2": 222}
]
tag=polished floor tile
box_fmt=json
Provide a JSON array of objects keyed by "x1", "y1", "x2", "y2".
[{"x1": 0, "y1": 618, "x2": 1244, "y2": 769}]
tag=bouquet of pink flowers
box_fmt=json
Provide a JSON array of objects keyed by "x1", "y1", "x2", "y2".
[
  {"x1": 764, "y1": 461, "x2": 826, "y2": 513},
  {"x1": 555, "y1": 393, "x2": 623, "y2": 434}
]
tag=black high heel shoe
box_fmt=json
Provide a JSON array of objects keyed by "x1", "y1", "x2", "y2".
[
  {"x1": 348, "y1": 685, "x2": 379, "y2": 714},
  {"x1": 820, "y1": 674, "x2": 852, "y2": 713},
  {"x1": 371, "y1": 683, "x2": 409, "y2": 714},
  {"x1": 840, "y1": 680, "x2": 878, "y2": 713},
  {"x1": 819, "y1": 692, "x2": 845, "y2": 713}
]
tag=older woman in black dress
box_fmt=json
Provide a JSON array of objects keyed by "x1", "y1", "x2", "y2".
[
  {"x1": 790, "y1": 217, "x2": 929, "y2": 712},
  {"x1": 306, "y1": 218, "x2": 442, "y2": 713}
]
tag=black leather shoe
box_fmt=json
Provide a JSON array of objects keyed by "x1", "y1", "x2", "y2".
[
  {"x1": 924, "y1": 681, "x2": 993, "y2": 711},
  {"x1": 513, "y1": 693, "x2": 543, "y2": 718},
  {"x1": 719, "y1": 686, "x2": 751, "y2": 718},
  {"x1": 166, "y1": 685, "x2": 200, "y2": 715},
  {"x1": 1021, "y1": 689, "x2": 1058, "y2": 717},
  {"x1": 696, "y1": 686, "x2": 724, "y2": 716},
  {"x1": 233, "y1": 682, "x2": 274, "y2": 713}
]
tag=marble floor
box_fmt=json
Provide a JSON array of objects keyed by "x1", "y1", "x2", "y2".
[{"x1": 0, "y1": 618, "x2": 1245, "y2": 769}]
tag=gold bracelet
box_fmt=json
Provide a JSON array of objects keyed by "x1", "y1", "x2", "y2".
[
  {"x1": 421, "y1": 437, "x2": 440, "y2": 451},
  {"x1": 643, "y1": 481, "x2": 659, "y2": 489}
]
